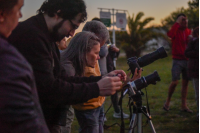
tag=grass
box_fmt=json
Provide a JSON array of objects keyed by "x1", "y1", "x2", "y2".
[{"x1": 71, "y1": 54, "x2": 199, "y2": 133}]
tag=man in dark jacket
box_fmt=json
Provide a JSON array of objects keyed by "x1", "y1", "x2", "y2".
[
  {"x1": 0, "y1": 0, "x2": 49, "y2": 132},
  {"x1": 8, "y1": 0, "x2": 126, "y2": 132},
  {"x1": 185, "y1": 27, "x2": 199, "y2": 119}
]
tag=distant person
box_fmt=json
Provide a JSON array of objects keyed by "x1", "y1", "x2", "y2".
[
  {"x1": 91, "y1": 17, "x2": 108, "y2": 76},
  {"x1": 56, "y1": 37, "x2": 68, "y2": 52},
  {"x1": 163, "y1": 13, "x2": 192, "y2": 113},
  {"x1": 0, "y1": 0, "x2": 49, "y2": 132},
  {"x1": 91, "y1": 18, "x2": 129, "y2": 120},
  {"x1": 8, "y1": 0, "x2": 127, "y2": 132},
  {"x1": 106, "y1": 41, "x2": 129, "y2": 118},
  {"x1": 185, "y1": 27, "x2": 199, "y2": 119}
]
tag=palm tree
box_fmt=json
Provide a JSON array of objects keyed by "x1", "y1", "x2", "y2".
[{"x1": 119, "y1": 12, "x2": 168, "y2": 58}]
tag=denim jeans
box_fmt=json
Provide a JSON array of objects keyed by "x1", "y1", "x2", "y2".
[
  {"x1": 61, "y1": 105, "x2": 74, "y2": 133},
  {"x1": 111, "y1": 92, "x2": 120, "y2": 113},
  {"x1": 75, "y1": 106, "x2": 104, "y2": 133}
]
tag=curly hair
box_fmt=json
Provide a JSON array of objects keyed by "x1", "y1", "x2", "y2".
[
  {"x1": 82, "y1": 20, "x2": 109, "y2": 45},
  {"x1": 37, "y1": 0, "x2": 87, "y2": 22},
  {"x1": 0, "y1": 0, "x2": 18, "y2": 11}
]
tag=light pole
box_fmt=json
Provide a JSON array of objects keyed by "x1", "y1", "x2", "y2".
[
  {"x1": 98, "y1": 8, "x2": 127, "y2": 45},
  {"x1": 98, "y1": 8, "x2": 128, "y2": 67}
]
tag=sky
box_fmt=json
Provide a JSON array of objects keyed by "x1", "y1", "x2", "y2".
[{"x1": 21, "y1": 0, "x2": 189, "y2": 33}]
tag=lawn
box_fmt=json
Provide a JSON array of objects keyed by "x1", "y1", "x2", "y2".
[{"x1": 71, "y1": 54, "x2": 199, "y2": 133}]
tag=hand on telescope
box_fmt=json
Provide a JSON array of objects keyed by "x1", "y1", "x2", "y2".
[
  {"x1": 122, "y1": 68, "x2": 142, "y2": 87},
  {"x1": 97, "y1": 76, "x2": 122, "y2": 96},
  {"x1": 130, "y1": 68, "x2": 142, "y2": 81},
  {"x1": 98, "y1": 70, "x2": 127, "y2": 96},
  {"x1": 103, "y1": 70, "x2": 127, "y2": 82}
]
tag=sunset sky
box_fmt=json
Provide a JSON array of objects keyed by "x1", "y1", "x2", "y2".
[{"x1": 21, "y1": 0, "x2": 189, "y2": 33}]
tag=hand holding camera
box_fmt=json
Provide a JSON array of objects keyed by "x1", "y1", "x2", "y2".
[
  {"x1": 97, "y1": 76, "x2": 122, "y2": 96},
  {"x1": 103, "y1": 70, "x2": 127, "y2": 82},
  {"x1": 176, "y1": 15, "x2": 185, "y2": 24},
  {"x1": 124, "y1": 47, "x2": 167, "y2": 93}
]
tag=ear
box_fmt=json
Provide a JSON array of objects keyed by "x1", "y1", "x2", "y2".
[{"x1": 0, "y1": 10, "x2": 5, "y2": 22}]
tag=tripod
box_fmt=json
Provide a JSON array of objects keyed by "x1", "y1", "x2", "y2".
[
  {"x1": 120, "y1": 82, "x2": 156, "y2": 133},
  {"x1": 128, "y1": 91, "x2": 156, "y2": 133}
]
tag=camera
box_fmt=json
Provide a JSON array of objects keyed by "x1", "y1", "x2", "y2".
[
  {"x1": 127, "y1": 46, "x2": 167, "y2": 75},
  {"x1": 122, "y1": 47, "x2": 167, "y2": 98},
  {"x1": 123, "y1": 71, "x2": 160, "y2": 97},
  {"x1": 119, "y1": 47, "x2": 167, "y2": 133}
]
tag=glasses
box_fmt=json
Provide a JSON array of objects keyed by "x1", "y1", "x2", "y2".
[{"x1": 69, "y1": 20, "x2": 79, "y2": 30}]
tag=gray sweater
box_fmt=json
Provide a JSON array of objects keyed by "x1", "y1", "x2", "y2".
[{"x1": 98, "y1": 44, "x2": 108, "y2": 76}]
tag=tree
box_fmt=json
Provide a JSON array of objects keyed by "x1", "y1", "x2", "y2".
[
  {"x1": 188, "y1": 0, "x2": 199, "y2": 9},
  {"x1": 117, "y1": 12, "x2": 168, "y2": 58},
  {"x1": 161, "y1": 0, "x2": 199, "y2": 30}
]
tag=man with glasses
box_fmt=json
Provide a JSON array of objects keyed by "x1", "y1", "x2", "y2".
[{"x1": 8, "y1": 0, "x2": 126, "y2": 132}]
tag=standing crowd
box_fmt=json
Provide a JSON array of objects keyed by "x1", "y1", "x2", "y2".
[{"x1": 0, "y1": 0, "x2": 198, "y2": 133}]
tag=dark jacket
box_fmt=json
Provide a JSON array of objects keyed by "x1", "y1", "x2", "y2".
[
  {"x1": 185, "y1": 38, "x2": 199, "y2": 78},
  {"x1": 8, "y1": 14, "x2": 101, "y2": 126},
  {"x1": 0, "y1": 36, "x2": 49, "y2": 132},
  {"x1": 106, "y1": 46, "x2": 120, "y2": 73}
]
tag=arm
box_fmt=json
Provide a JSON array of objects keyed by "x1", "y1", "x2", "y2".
[
  {"x1": 167, "y1": 22, "x2": 180, "y2": 39},
  {"x1": 106, "y1": 52, "x2": 115, "y2": 72},
  {"x1": 9, "y1": 30, "x2": 100, "y2": 105},
  {"x1": 0, "y1": 44, "x2": 49, "y2": 133}
]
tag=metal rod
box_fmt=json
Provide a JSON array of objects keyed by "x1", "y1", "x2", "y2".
[{"x1": 98, "y1": 7, "x2": 128, "y2": 12}]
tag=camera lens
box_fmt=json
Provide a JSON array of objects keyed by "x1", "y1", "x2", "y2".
[
  {"x1": 133, "y1": 71, "x2": 160, "y2": 90},
  {"x1": 137, "y1": 46, "x2": 167, "y2": 67}
]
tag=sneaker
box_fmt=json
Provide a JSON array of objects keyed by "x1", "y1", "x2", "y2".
[{"x1": 113, "y1": 112, "x2": 129, "y2": 119}]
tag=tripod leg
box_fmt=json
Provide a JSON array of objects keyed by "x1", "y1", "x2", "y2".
[
  {"x1": 146, "y1": 113, "x2": 156, "y2": 133},
  {"x1": 128, "y1": 113, "x2": 137, "y2": 133},
  {"x1": 148, "y1": 120, "x2": 156, "y2": 133},
  {"x1": 137, "y1": 113, "x2": 142, "y2": 133}
]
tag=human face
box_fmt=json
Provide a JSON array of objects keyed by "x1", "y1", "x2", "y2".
[
  {"x1": 57, "y1": 37, "x2": 67, "y2": 50},
  {"x1": 180, "y1": 16, "x2": 188, "y2": 29},
  {"x1": 86, "y1": 43, "x2": 100, "y2": 68},
  {"x1": 52, "y1": 13, "x2": 81, "y2": 42},
  {"x1": 0, "y1": 0, "x2": 23, "y2": 38}
]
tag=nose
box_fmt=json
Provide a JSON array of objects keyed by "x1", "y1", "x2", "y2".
[
  {"x1": 19, "y1": 11, "x2": 22, "y2": 18},
  {"x1": 97, "y1": 55, "x2": 100, "y2": 60},
  {"x1": 69, "y1": 29, "x2": 75, "y2": 37}
]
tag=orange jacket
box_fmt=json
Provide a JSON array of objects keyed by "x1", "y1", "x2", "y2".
[{"x1": 73, "y1": 62, "x2": 105, "y2": 110}]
